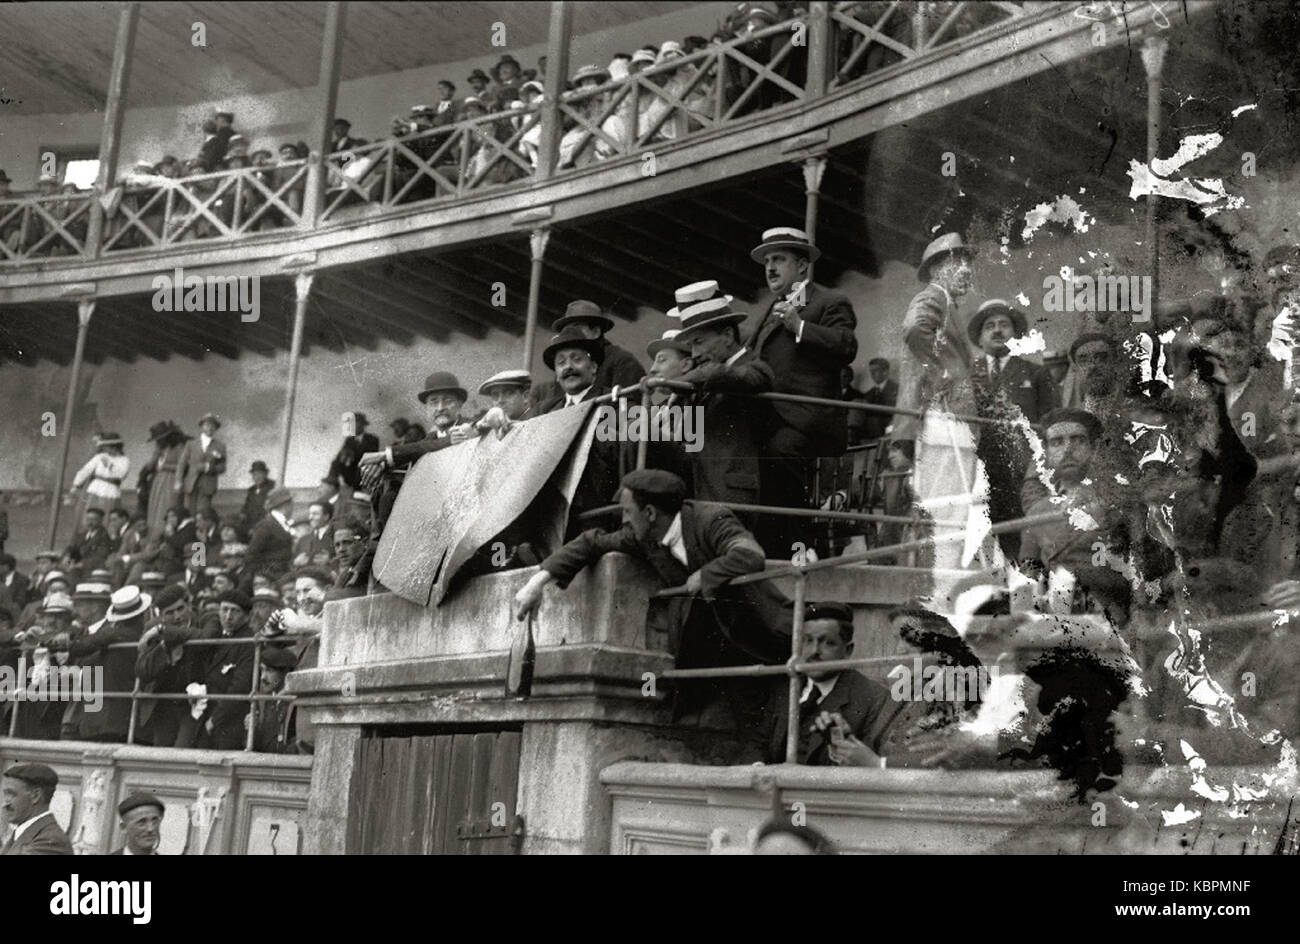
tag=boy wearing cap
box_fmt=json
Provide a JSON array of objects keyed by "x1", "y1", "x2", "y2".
[
  {"x1": 1, "y1": 764, "x2": 73, "y2": 854},
  {"x1": 176, "y1": 413, "x2": 227, "y2": 518}
]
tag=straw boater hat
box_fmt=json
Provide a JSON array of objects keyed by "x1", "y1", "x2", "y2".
[
  {"x1": 672, "y1": 282, "x2": 747, "y2": 339},
  {"x1": 551, "y1": 299, "x2": 614, "y2": 334},
  {"x1": 105, "y1": 586, "x2": 152, "y2": 622},
  {"x1": 1042, "y1": 349, "x2": 1067, "y2": 366},
  {"x1": 139, "y1": 571, "x2": 168, "y2": 588},
  {"x1": 666, "y1": 280, "x2": 734, "y2": 320},
  {"x1": 967, "y1": 298, "x2": 1028, "y2": 346},
  {"x1": 520, "y1": 80, "x2": 545, "y2": 98},
  {"x1": 478, "y1": 370, "x2": 532, "y2": 395},
  {"x1": 570, "y1": 63, "x2": 610, "y2": 85},
  {"x1": 542, "y1": 326, "x2": 605, "y2": 370},
  {"x1": 749, "y1": 226, "x2": 821, "y2": 264},
  {"x1": 72, "y1": 581, "x2": 113, "y2": 602},
  {"x1": 95, "y1": 432, "x2": 124, "y2": 449},
  {"x1": 917, "y1": 232, "x2": 975, "y2": 283},
  {"x1": 630, "y1": 48, "x2": 657, "y2": 66},
  {"x1": 35, "y1": 550, "x2": 61, "y2": 563},
  {"x1": 647, "y1": 329, "x2": 690, "y2": 359},
  {"x1": 40, "y1": 592, "x2": 74, "y2": 615},
  {"x1": 417, "y1": 371, "x2": 468, "y2": 404}
]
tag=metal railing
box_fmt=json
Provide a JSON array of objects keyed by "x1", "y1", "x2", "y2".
[
  {"x1": 0, "y1": 3, "x2": 1044, "y2": 266},
  {"x1": 3, "y1": 632, "x2": 305, "y2": 753}
]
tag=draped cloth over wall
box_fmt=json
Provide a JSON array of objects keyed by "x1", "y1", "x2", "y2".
[{"x1": 375, "y1": 403, "x2": 600, "y2": 606}]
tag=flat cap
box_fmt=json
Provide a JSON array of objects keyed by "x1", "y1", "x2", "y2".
[
  {"x1": 4, "y1": 763, "x2": 58, "y2": 789},
  {"x1": 118, "y1": 792, "x2": 165, "y2": 817},
  {"x1": 802, "y1": 601, "x2": 854, "y2": 625},
  {"x1": 620, "y1": 469, "x2": 686, "y2": 504},
  {"x1": 478, "y1": 369, "x2": 532, "y2": 394},
  {"x1": 153, "y1": 584, "x2": 188, "y2": 610},
  {"x1": 218, "y1": 589, "x2": 253, "y2": 612}
]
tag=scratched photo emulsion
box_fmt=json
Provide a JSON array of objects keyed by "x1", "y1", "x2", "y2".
[{"x1": 1, "y1": 0, "x2": 1298, "y2": 877}]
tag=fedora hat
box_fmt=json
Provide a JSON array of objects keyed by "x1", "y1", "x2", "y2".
[
  {"x1": 147, "y1": 420, "x2": 174, "y2": 442},
  {"x1": 478, "y1": 369, "x2": 532, "y2": 395},
  {"x1": 570, "y1": 63, "x2": 610, "y2": 85},
  {"x1": 467, "y1": 68, "x2": 490, "y2": 83},
  {"x1": 647, "y1": 329, "x2": 690, "y2": 359},
  {"x1": 542, "y1": 326, "x2": 605, "y2": 371},
  {"x1": 95, "y1": 432, "x2": 124, "y2": 449},
  {"x1": 666, "y1": 280, "x2": 734, "y2": 320},
  {"x1": 551, "y1": 299, "x2": 614, "y2": 333},
  {"x1": 749, "y1": 226, "x2": 821, "y2": 264},
  {"x1": 918, "y1": 232, "x2": 975, "y2": 283},
  {"x1": 249, "y1": 460, "x2": 269, "y2": 473},
  {"x1": 967, "y1": 298, "x2": 1027, "y2": 346},
  {"x1": 417, "y1": 371, "x2": 468, "y2": 404},
  {"x1": 672, "y1": 282, "x2": 747, "y2": 338},
  {"x1": 106, "y1": 586, "x2": 152, "y2": 623}
]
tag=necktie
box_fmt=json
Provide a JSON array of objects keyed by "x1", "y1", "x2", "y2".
[{"x1": 990, "y1": 357, "x2": 1001, "y2": 383}]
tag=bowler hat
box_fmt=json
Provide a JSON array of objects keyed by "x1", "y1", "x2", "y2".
[
  {"x1": 3, "y1": 763, "x2": 58, "y2": 791},
  {"x1": 647, "y1": 329, "x2": 690, "y2": 359},
  {"x1": 106, "y1": 586, "x2": 152, "y2": 622},
  {"x1": 967, "y1": 298, "x2": 1028, "y2": 346},
  {"x1": 542, "y1": 327, "x2": 605, "y2": 371},
  {"x1": 118, "y1": 792, "x2": 165, "y2": 817},
  {"x1": 620, "y1": 469, "x2": 686, "y2": 506},
  {"x1": 333, "y1": 117, "x2": 352, "y2": 129},
  {"x1": 551, "y1": 299, "x2": 615, "y2": 334},
  {"x1": 263, "y1": 486, "x2": 293, "y2": 510},
  {"x1": 417, "y1": 371, "x2": 468, "y2": 404},
  {"x1": 918, "y1": 232, "x2": 974, "y2": 283},
  {"x1": 250, "y1": 460, "x2": 269, "y2": 473},
  {"x1": 750, "y1": 226, "x2": 820, "y2": 265},
  {"x1": 147, "y1": 421, "x2": 173, "y2": 442},
  {"x1": 218, "y1": 589, "x2": 252, "y2": 612},
  {"x1": 478, "y1": 369, "x2": 532, "y2": 395},
  {"x1": 351, "y1": 412, "x2": 369, "y2": 428}
]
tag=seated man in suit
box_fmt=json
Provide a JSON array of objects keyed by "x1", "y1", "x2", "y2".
[
  {"x1": 70, "y1": 508, "x2": 115, "y2": 573},
  {"x1": 968, "y1": 299, "x2": 1058, "y2": 558},
  {"x1": 765, "y1": 601, "x2": 904, "y2": 766},
  {"x1": 514, "y1": 469, "x2": 790, "y2": 749},
  {"x1": 111, "y1": 792, "x2": 164, "y2": 855},
  {"x1": 1, "y1": 763, "x2": 73, "y2": 855}
]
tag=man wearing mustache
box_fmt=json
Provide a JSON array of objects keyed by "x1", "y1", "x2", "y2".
[
  {"x1": 969, "y1": 299, "x2": 1058, "y2": 557},
  {"x1": 1, "y1": 763, "x2": 73, "y2": 855},
  {"x1": 1019, "y1": 409, "x2": 1111, "y2": 572}
]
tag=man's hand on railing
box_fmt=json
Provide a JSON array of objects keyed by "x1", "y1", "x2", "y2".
[{"x1": 513, "y1": 570, "x2": 553, "y2": 622}]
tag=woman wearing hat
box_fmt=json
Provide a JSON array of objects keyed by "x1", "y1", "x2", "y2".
[
  {"x1": 68, "y1": 432, "x2": 130, "y2": 523},
  {"x1": 142, "y1": 421, "x2": 190, "y2": 538}
]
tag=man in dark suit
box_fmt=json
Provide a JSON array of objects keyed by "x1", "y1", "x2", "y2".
[
  {"x1": 199, "y1": 590, "x2": 258, "y2": 750},
  {"x1": 514, "y1": 470, "x2": 791, "y2": 739},
  {"x1": 69, "y1": 508, "x2": 114, "y2": 572},
  {"x1": 745, "y1": 227, "x2": 858, "y2": 457},
  {"x1": 968, "y1": 299, "x2": 1058, "y2": 557},
  {"x1": 433, "y1": 81, "x2": 459, "y2": 127},
  {"x1": 859, "y1": 357, "x2": 899, "y2": 443},
  {"x1": 672, "y1": 281, "x2": 776, "y2": 511},
  {"x1": 293, "y1": 501, "x2": 335, "y2": 567},
  {"x1": 241, "y1": 461, "x2": 275, "y2": 536},
  {"x1": 330, "y1": 118, "x2": 368, "y2": 156},
  {"x1": 530, "y1": 300, "x2": 646, "y2": 410},
  {"x1": 176, "y1": 412, "x2": 227, "y2": 519},
  {"x1": 245, "y1": 487, "x2": 295, "y2": 582},
  {"x1": 58, "y1": 586, "x2": 149, "y2": 742},
  {"x1": 0, "y1": 554, "x2": 28, "y2": 613},
  {"x1": 1, "y1": 763, "x2": 73, "y2": 855},
  {"x1": 766, "y1": 601, "x2": 905, "y2": 766},
  {"x1": 111, "y1": 792, "x2": 164, "y2": 855},
  {"x1": 328, "y1": 412, "x2": 381, "y2": 493}
]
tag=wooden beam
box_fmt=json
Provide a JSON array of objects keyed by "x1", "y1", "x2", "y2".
[
  {"x1": 387, "y1": 258, "x2": 520, "y2": 334},
  {"x1": 312, "y1": 276, "x2": 437, "y2": 343},
  {"x1": 302, "y1": 1, "x2": 347, "y2": 228},
  {"x1": 85, "y1": 3, "x2": 139, "y2": 259},
  {"x1": 536, "y1": 1, "x2": 573, "y2": 181}
]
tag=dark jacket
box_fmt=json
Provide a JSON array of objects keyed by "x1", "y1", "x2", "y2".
[
  {"x1": 72, "y1": 525, "x2": 115, "y2": 572},
  {"x1": 0, "y1": 811, "x2": 73, "y2": 855},
  {"x1": 241, "y1": 479, "x2": 276, "y2": 535},
  {"x1": 537, "y1": 386, "x2": 620, "y2": 533},
  {"x1": 540, "y1": 501, "x2": 790, "y2": 665},
  {"x1": 858, "y1": 378, "x2": 899, "y2": 442},
  {"x1": 201, "y1": 623, "x2": 257, "y2": 750},
  {"x1": 745, "y1": 282, "x2": 858, "y2": 456},
  {"x1": 177, "y1": 436, "x2": 228, "y2": 499},
  {"x1": 389, "y1": 428, "x2": 456, "y2": 468},
  {"x1": 65, "y1": 614, "x2": 145, "y2": 741},
  {"x1": 971, "y1": 354, "x2": 1057, "y2": 425},
  {"x1": 532, "y1": 340, "x2": 646, "y2": 409},
  {"x1": 245, "y1": 515, "x2": 293, "y2": 581},
  {"x1": 766, "y1": 669, "x2": 904, "y2": 765},
  {"x1": 894, "y1": 282, "x2": 974, "y2": 442},
  {"x1": 679, "y1": 351, "x2": 775, "y2": 506}
]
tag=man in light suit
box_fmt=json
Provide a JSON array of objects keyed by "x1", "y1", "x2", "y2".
[
  {"x1": 110, "y1": 792, "x2": 164, "y2": 855},
  {"x1": 968, "y1": 298, "x2": 1058, "y2": 556},
  {"x1": 176, "y1": 412, "x2": 227, "y2": 518},
  {"x1": 1, "y1": 763, "x2": 73, "y2": 855}
]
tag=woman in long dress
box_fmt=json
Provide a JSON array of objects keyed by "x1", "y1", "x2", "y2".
[
  {"x1": 68, "y1": 432, "x2": 131, "y2": 523},
  {"x1": 146, "y1": 421, "x2": 190, "y2": 537}
]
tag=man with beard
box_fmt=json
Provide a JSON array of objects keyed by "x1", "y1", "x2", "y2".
[
  {"x1": 968, "y1": 299, "x2": 1058, "y2": 557},
  {"x1": 358, "y1": 372, "x2": 473, "y2": 531}
]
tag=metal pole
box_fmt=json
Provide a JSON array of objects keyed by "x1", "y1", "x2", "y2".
[
  {"x1": 522, "y1": 227, "x2": 550, "y2": 371},
  {"x1": 301, "y1": 1, "x2": 347, "y2": 229},
  {"x1": 635, "y1": 385, "x2": 651, "y2": 470},
  {"x1": 784, "y1": 572, "x2": 807, "y2": 764},
  {"x1": 125, "y1": 678, "x2": 140, "y2": 745},
  {"x1": 279, "y1": 272, "x2": 314, "y2": 484},
  {"x1": 46, "y1": 299, "x2": 95, "y2": 548},
  {"x1": 85, "y1": 3, "x2": 139, "y2": 259},
  {"x1": 535, "y1": 1, "x2": 573, "y2": 181}
]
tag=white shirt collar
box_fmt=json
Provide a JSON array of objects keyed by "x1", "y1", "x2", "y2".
[
  {"x1": 800, "y1": 673, "x2": 838, "y2": 704},
  {"x1": 200, "y1": 432, "x2": 212, "y2": 450},
  {"x1": 13, "y1": 809, "x2": 54, "y2": 842},
  {"x1": 565, "y1": 385, "x2": 594, "y2": 407},
  {"x1": 987, "y1": 353, "x2": 1010, "y2": 371},
  {"x1": 724, "y1": 346, "x2": 748, "y2": 368},
  {"x1": 659, "y1": 511, "x2": 687, "y2": 566}
]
